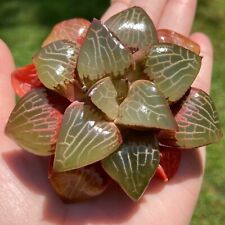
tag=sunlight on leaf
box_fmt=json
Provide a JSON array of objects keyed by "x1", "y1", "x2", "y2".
[
  {"x1": 33, "y1": 40, "x2": 79, "y2": 101},
  {"x1": 105, "y1": 6, "x2": 158, "y2": 52}
]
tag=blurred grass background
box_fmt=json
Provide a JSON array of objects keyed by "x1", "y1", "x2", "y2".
[{"x1": 0, "y1": 0, "x2": 224, "y2": 224}]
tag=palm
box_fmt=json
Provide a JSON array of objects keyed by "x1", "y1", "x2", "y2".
[{"x1": 0, "y1": 1, "x2": 213, "y2": 225}]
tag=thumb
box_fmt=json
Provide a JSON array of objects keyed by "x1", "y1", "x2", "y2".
[{"x1": 0, "y1": 39, "x2": 17, "y2": 150}]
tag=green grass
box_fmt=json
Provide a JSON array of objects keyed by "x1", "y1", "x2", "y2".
[
  {"x1": 0, "y1": 0, "x2": 224, "y2": 224},
  {"x1": 0, "y1": 0, "x2": 108, "y2": 66},
  {"x1": 192, "y1": 1, "x2": 225, "y2": 224}
]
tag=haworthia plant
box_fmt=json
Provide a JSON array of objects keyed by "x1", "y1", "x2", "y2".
[{"x1": 6, "y1": 6, "x2": 223, "y2": 202}]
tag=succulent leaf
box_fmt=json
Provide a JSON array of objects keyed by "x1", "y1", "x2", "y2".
[
  {"x1": 11, "y1": 64, "x2": 42, "y2": 97},
  {"x1": 33, "y1": 40, "x2": 79, "y2": 101},
  {"x1": 54, "y1": 101, "x2": 122, "y2": 172},
  {"x1": 145, "y1": 43, "x2": 202, "y2": 102},
  {"x1": 5, "y1": 88, "x2": 65, "y2": 156},
  {"x1": 115, "y1": 80, "x2": 177, "y2": 130},
  {"x1": 77, "y1": 19, "x2": 133, "y2": 89},
  {"x1": 49, "y1": 159, "x2": 109, "y2": 202},
  {"x1": 157, "y1": 29, "x2": 200, "y2": 55},
  {"x1": 42, "y1": 18, "x2": 90, "y2": 47},
  {"x1": 102, "y1": 132, "x2": 160, "y2": 201},
  {"x1": 88, "y1": 77, "x2": 119, "y2": 120},
  {"x1": 158, "y1": 88, "x2": 223, "y2": 148},
  {"x1": 11, "y1": 79, "x2": 35, "y2": 98},
  {"x1": 105, "y1": 6, "x2": 158, "y2": 52}
]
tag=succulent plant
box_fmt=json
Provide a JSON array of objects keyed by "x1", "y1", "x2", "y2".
[{"x1": 6, "y1": 7, "x2": 223, "y2": 202}]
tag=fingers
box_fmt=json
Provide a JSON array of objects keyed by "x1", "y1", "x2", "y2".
[
  {"x1": 158, "y1": 0, "x2": 197, "y2": 35},
  {"x1": 130, "y1": 0, "x2": 167, "y2": 25},
  {"x1": 0, "y1": 39, "x2": 15, "y2": 120},
  {"x1": 111, "y1": 0, "x2": 131, "y2": 4},
  {"x1": 0, "y1": 39, "x2": 16, "y2": 150},
  {"x1": 190, "y1": 32, "x2": 213, "y2": 93}
]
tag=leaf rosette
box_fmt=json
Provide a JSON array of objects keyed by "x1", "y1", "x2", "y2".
[{"x1": 6, "y1": 7, "x2": 223, "y2": 202}]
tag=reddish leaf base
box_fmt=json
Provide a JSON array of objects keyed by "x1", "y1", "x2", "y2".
[
  {"x1": 42, "y1": 18, "x2": 91, "y2": 47},
  {"x1": 155, "y1": 145, "x2": 181, "y2": 182},
  {"x1": 11, "y1": 64, "x2": 42, "y2": 97},
  {"x1": 157, "y1": 29, "x2": 200, "y2": 55},
  {"x1": 48, "y1": 157, "x2": 110, "y2": 202}
]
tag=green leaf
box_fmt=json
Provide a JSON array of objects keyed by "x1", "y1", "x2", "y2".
[
  {"x1": 5, "y1": 88, "x2": 64, "y2": 156},
  {"x1": 102, "y1": 132, "x2": 160, "y2": 201},
  {"x1": 105, "y1": 6, "x2": 158, "y2": 52},
  {"x1": 77, "y1": 19, "x2": 133, "y2": 89},
  {"x1": 49, "y1": 160, "x2": 109, "y2": 202},
  {"x1": 88, "y1": 77, "x2": 119, "y2": 120},
  {"x1": 158, "y1": 88, "x2": 223, "y2": 148},
  {"x1": 33, "y1": 40, "x2": 79, "y2": 101},
  {"x1": 111, "y1": 79, "x2": 129, "y2": 104},
  {"x1": 144, "y1": 43, "x2": 202, "y2": 102},
  {"x1": 54, "y1": 102, "x2": 122, "y2": 172},
  {"x1": 115, "y1": 80, "x2": 177, "y2": 130}
]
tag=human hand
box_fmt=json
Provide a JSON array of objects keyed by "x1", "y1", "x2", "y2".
[{"x1": 0, "y1": 0, "x2": 213, "y2": 224}]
